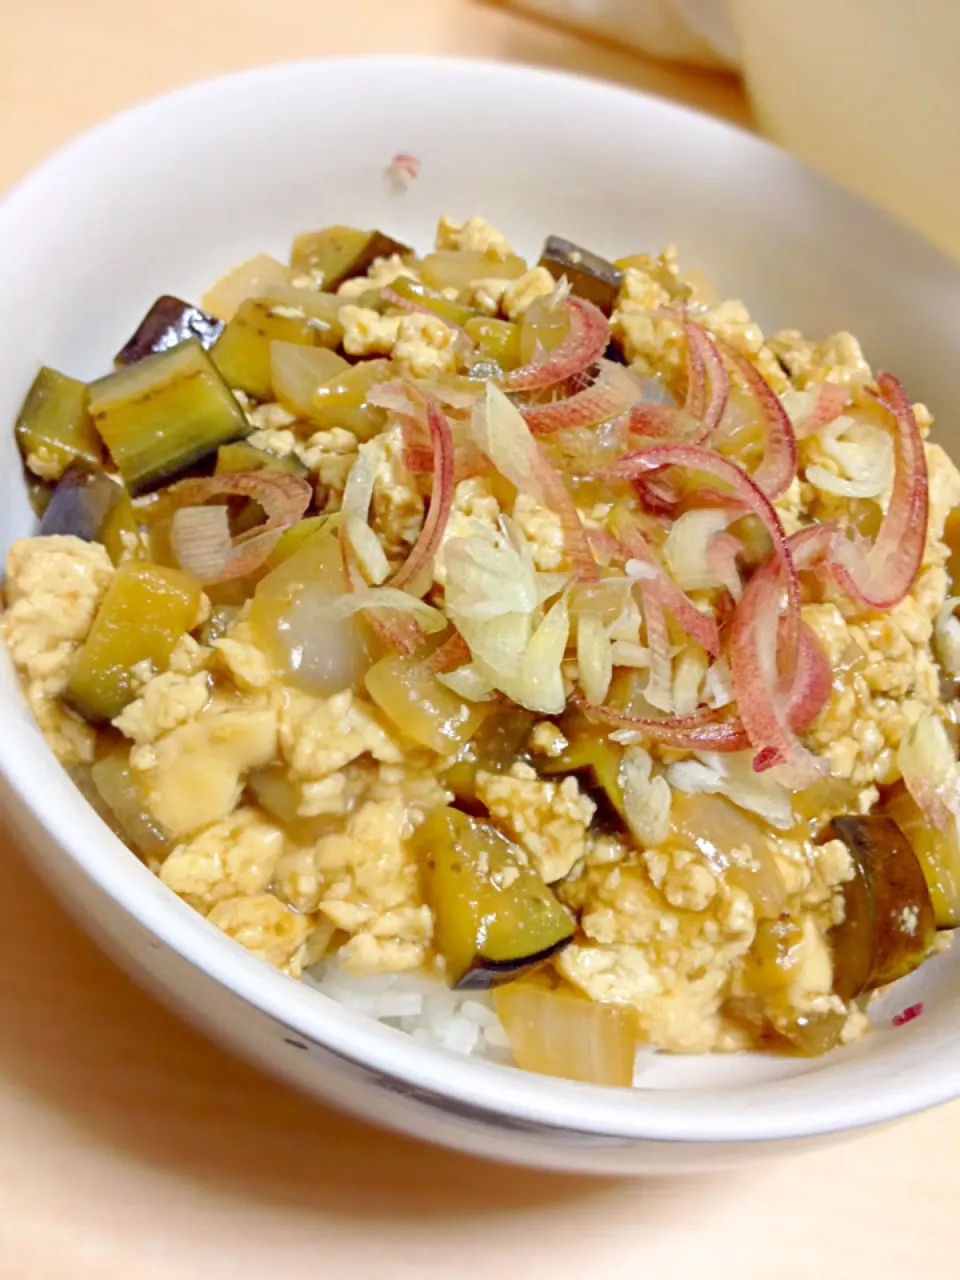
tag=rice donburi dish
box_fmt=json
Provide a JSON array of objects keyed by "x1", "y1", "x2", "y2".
[{"x1": 4, "y1": 214, "x2": 960, "y2": 1085}]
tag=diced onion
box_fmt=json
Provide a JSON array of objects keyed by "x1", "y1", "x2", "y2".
[
  {"x1": 577, "y1": 612, "x2": 613, "y2": 705},
  {"x1": 345, "y1": 516, "x2": 390, "y2": 585}
]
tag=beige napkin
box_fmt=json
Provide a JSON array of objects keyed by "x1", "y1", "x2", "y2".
[{"x1": 491, "y1": 0, "x2": 738, "y2": 69}]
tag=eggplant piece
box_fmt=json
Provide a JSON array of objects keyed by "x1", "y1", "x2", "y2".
[
  {"x1": 826, "y1": 814, "x2": 936, "y2": 999},
  {"x1": 538, "y1": 236, "x2": 623, "y2": 316},
  {"x1": 265, "y1": 515, "x2": 333, "y2": 570},
  {"x1": 27, "y1": 479, "x2": 53, "y2": 517},
  {"x1": 37, "y1": 466, "x2": 122, "y2": 541},
  {"x1": 215, "y1": 440, "x2": 307, "y2": 479},
  {"x1": 114, "y1": 295, "x2": 224, "y2": 366},
  {"x1": 603, "y1": 339, "x2": 628, "y2": 366},
  {"x1": 364, "y1": 652, "x2": 489, "y2": 756},
  {"x1": 540, "y1": 721, "x2": 626, "y2": 821},
  {"x1": 211, "y1": 297, "x2": 343, "y2": 400},
  {"x1": 15, "y1": 366, "x2": 103, "y2": 480},
  {"x1": 89, "y1": 338, "x2": 249, "y2": 496},
  {"x1": 99, "y1": 490, "x2": 148, "y2": 565},
  {"x1": 415, "y1": 807, "x2": 575, "y2": 989},
  {"x1": 290, "y1": 226, "x2": 412, "y2": 291},
  {"x1": 885, "y1": 784, "x2": 960, "y2": 928},
  {"x1": 66, "y1": 561, "x2": 202, "y2": 722},
  {"x1": 441, "y1": 706, "x2": 537, "y2": 804}
]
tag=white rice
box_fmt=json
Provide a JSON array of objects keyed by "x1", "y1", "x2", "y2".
[{"x1": 305, "y1": 962, "x2": 515, "y2": 1064}]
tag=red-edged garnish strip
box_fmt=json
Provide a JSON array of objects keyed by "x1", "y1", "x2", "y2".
[
  {"x1": 577, "y1": 620, "x2": 829, "y2": 752},
  {"x1": 339, "y1": 522, "x2": 420, "y2": 655},
  {"x1": 610, "y1": 508, "x2": 720, "y2": 657},
  {"x1": 722, "y1": 347, "x2": 797, "y2": 499},
  {"x1": 388, "y1": 389, "x2": 456, "y2": 591},
  {"x1": 426, "y1": 630, "x2": 472, "y2": 674},
  {"x1": 892, "y1": 1002, "x2": 924, "y2": 1027},
  {"x1": 520, "y1": 360, "x2": 640, "y2": 436},
  {"x1": 159, "y1": 471, "x2": 312, "y2": 583},
  {"x1": 794, "y1": 382, "x2": 849, "y2": 438},
  {"x1": 603, "y1": 443, "x2": 800, "y2": 660},
  {"x1": 729, "y1": 529, "x2": 827, "y2": 782},
  {"x1": 828, "y1": 371, "x2": 928, "y2": 610},
  {"x1": 497, "y1": 297, "x2": 609, "y2": 394},
  {"x1": 626, "y1": 321, "x2": 728, "y2": 445}
]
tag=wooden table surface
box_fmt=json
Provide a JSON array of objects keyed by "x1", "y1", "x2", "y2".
[{"x1": 0, "y1": 3, "x2": 956, "y2": 1276}]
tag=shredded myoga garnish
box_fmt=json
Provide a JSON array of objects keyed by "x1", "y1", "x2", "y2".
[{"x1": 3, "y1": 215, "x2": 960, "y2": 1084}]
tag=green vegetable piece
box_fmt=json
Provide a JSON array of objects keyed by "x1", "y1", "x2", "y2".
[
  {"x1": 215, "y1": 440, "x2": 307, "y2": 479},
  {"x1": 99, "y1": 490, "x2": 148, "y2": 565},
  {"x1": 463, "y1": 316, "x2": 522, "y2": 369},
  {"x1": 827, "y1": 814, "x2": 936, "y2": 999},
  {"x1": 442, "y1": 707, "x2": 536, "y2": 803},
  {"x1": 211, "y1": 296, "x2": 341, "y2": 400},
  {"x1": 66, "y1": 561, "x2": 202, "y2": 722},
  {"x1": 15, "y1": 366, "x2": 103, "y2": 481},
  {"x1": 388, "y1": 276, "x2": 478, "y2": 326},
  {"x1": 364, "y1": 652, "x2": 489, "y2": 756},
  {"x1": 265, "y1": 515, "x2": 333, "y2": 569},
  {"x1": 415, "y1": 807, "x2": 575, "y2": 989},
  {"x1": 290, "y1": 226, "x2": 412, "y2": 290},
  {"x1": 89, "y1": 338, "x2": 249, "y2": 496},
  {"x1": 310, "y1": 358, "x2": 391, "y2": 441}
]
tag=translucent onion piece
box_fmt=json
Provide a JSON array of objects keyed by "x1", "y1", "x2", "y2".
[
  {"x1": 271, "y1": 341, "x2": 349, "y2": 420},
  {"x1": 621, "y1": 745, "x2": 671, "y2": 846},
  {"x1": 517, "y1": 594, "x2": 570, "y2": 715},
  {"x1": 577, "y1": 611, "x2": 613, "y2": 705},
  {"x1": 169, "y1": 505, "x2": 232, "y2": 582},
  {"x1": 472, "y1": 384, "x2": 598, "y2": 580},
  {"x1": 897, "y1": 709, "x2": 960, "y2": 833},
  {"x1": 723, "y1": 347, "x2": 797, "y2": 499},
  {"x1": 666, "y1": 751, "x2": 794, "y2": 829},
  {"x1": 497, "y1": 297, "x2": 609, "y2": 394},
  {"x1": 638, "y1": 583, "x2": 674, "y2": 713},
  {"x1": 339, "y1": 522, "x2": 420, "y2": 656},
  {"x1": 327, "y1": 588, "x2": 447, "y2": 632},
  {"x1": 828, "y1": 373, "x2": 928, "y2": 609},
  {"x1": 706, "y1": 530, "x2": 744, "y2": 600},
  {"x1": 202, "y1": 253, "x2": 297, "y2": 321},
  {"x1": 806, "y1": 416, "x2": 893, "y2": 499},
  {"x1": 495, "y1": 982, "x2": 638, "y2": 1087},
  {"x1": 663, "y1": 508, "x2": 736, "y2": 592},
  {"x1": 161, "y1": 471, "x2": 312, "y2": 582},
  {"x1": 345, "y1": 516, "x2": 390, "y2": 585},
  {"x1": 520, "y1": 361, "x2": 639, "y2": 436}
]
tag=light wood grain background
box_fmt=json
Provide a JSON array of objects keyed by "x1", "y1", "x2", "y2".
[{"x1": 0, "y1": 3, "x2": 957, "y2": 1276}]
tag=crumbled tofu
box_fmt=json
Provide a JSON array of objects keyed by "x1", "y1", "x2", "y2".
[
  {"x1": 768, "y1": 328, "x2": 872, "y2": 388},
  {"x1": 308, "y1": 797, "x2": 431, "y2": 973},
  {"x1": 436, "y1": 215, "x2": 512, "y2": 259},
  {"x1": 297, "y1": 426, "x2": 359, "y2": 496},
  {"x1": 206, "y1": 893, "x2": 315, "y2": 976},
  {"x1": 434, "y1": 476, "x2": 502, "y2": 584},
  {"x1": 645, "y1": 846, "x2": 717, "y2": 912},
  {"x1": 370, "y1": 423, "x2": 424, "y2": 557},
  {"x1": 557, "y1": 860, "x2": 756, "y2": 1052},
  {"x1": 392, "y1": 312, "x2": 460, "y2": 379},
  {"x1": 465, "y1": 277, "x2": 510, "y2": 316},
  {"x1": 513, "y1": 492, "x2": 565, "y2": 570},
  {"x1": 24, "y1": 446, "x2": 69, "y2": 482},
  {"x1": 159, "y1": 806, "x2": 285, "y2": 909},
  {"x1": 278, "y1": 688, "x2": 403, "y2": 781},
  {"x1": 476, "y1": 762, "x2": 596, "y2": 883},
  {"x1": 338, "y1": 305, "x2": 401, "y2": 358},
  {"x1": 247, "y1": 426, "x2": 299, "y2": 457},
  {"x1": 167, "y1": 633, "x2": 212, "y2": 676},
  {"x1": 1, "y1": 536, "x2": 114, "y2": 762},
  {"x1": 336, "y1": 253, "x2": 418, "y2": 298},
  {"x1": 501, "y1": 267, "x2": 556, "y2": 321},
  {"x1": 245, "y1": 403, "x2": 297, "y2": 433},
  {"x1": 529, "y1": 721, "x2": 569, "y2": 758},
  {"x1": 213, "y1": 619, "x2": 274, "y2": 691},
  {"x1": 112, "y1": 670, "x2": 211, "y2": 745},
  {"x1": 136, "y1": 706, "x2": 278, "y2": 837}
]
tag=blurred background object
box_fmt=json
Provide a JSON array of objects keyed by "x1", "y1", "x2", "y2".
[{"x1": 493, "y1": 0, "x2": 960, "y2": 262}]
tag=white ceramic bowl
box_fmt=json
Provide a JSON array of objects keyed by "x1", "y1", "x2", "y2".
[{"x1": 3, "y1": 57, "x2": 960, "y2": 1175}]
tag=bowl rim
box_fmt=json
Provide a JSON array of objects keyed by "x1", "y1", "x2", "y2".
[{"x1": 2, "y1": 52, "x2": 959, "y2": 1146}]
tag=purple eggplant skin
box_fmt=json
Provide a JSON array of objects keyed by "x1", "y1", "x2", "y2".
[
  {"x1": 452, "y1": 937, "x2": 574, "y2": 992},
  {"x1": 115, "y1": 296, "x2": 224, "y2": 367},
  {"x1": 538, "y1": 236, "x2": 624, "y2": 316},
  {"x1": 38, "y1": 466, "x2": 122, "y2": 541}
]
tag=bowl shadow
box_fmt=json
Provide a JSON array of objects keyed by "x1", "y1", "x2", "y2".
[{"x1": 0, "y1": 818, "x2": 728, "y2": 1223}]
